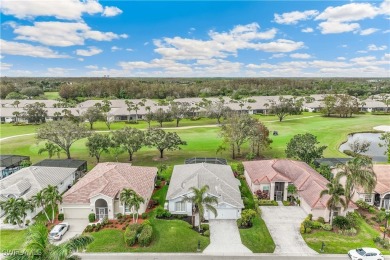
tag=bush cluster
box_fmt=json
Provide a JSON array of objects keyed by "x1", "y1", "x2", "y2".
[
  {"x1": 258, "y1": 200, "x2": 278, "y2": 206},
  {"x1": 58, "y1": 213, "x2": 64, "y2": 221},
  {"x1": 237, "y1": 209, "x2": 257, "y2": 228},
  {"x1": 124, "y1": 222, "x2": 153, "y2": 247},
  {"x1": 374, "y1": 236, "x2": 390, "y2": 249},
  {"x1": 155, "y1": 207, "x2": 172, "y2": 219},
  {"x1": 355, "y1": 199, "x2": 371, "y2": 210},
  {"x1": 88, "y1": 213, "x2": 95, "y2": 223}
]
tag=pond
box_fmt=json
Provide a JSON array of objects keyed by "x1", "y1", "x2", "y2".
[{"x1": 339, "y1": 133, "x2": 387, "y2": 162}]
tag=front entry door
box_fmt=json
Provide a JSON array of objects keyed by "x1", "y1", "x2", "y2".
[
  {"x1": 276, "y1": 191, "x2": 283, "y2": 201},
  {"x1": 98, "y1": 208, "x2": 105, "y2": 219}
]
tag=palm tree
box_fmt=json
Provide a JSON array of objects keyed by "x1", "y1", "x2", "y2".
[
  {"x1": 42, "y1": 185, "x2": 62, "y2": 223},
  {"x1": 264, "y1": 103, "x2": 269, "y2": 115},
  {"x1": 132, "y1": 195, "x2": 145, "y2": 223},
  {"x1": 336, "y1": 156, "x2": 376, "y2": 205},
  {"x1": 183, "y1": 185, "x2": 218, "y2": 231},
  {"x1": 125, "y1": 100, "x2": 134, "y2": 122},
  {"x1": 31, "y1": 190, "x2": 51, "y2": 223},
  {"x1": 0, "y1": 198, "x2": 23, "y2": 227},
  {"x1": 6, "y1": 223, "x2": 93, "y2": 260},
  {"x1": 320, "y1": 178, "x2": 347, "y2": 225},
  {"x1": 120, "y1": 188, "x2": 135, "y2": 221},
  {"x1": 287, "y1": 184, "x2": 297, "y2": 203},
  {"x1": 12, "y1": 111, "x2": 21, "y2": 123},
  {"x1": 16, "y1": 198, "x2": 34, "y2": 227},
  {"x1": 38, "y1": 142, "x2": 62, "y2": 159}
]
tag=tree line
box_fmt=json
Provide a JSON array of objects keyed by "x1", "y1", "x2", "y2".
[
  {"x1": 1, "y1": 77, "x2": 389, "y2": 100},
  {"x1": 36, "y1": 120, "x2": 187, "y2": 161}
]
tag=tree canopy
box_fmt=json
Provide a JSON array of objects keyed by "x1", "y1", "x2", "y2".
[{"x1": 285, "y1": 133, "x2": 327, "y2": 164}]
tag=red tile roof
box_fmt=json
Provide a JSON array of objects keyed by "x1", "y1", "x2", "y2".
[
  {"x1": 243, "y1": 159, "x2": 356, "y2": 209},
  {"x1": 373, "y1": 165, "x2": 390, "y2": 195},
  {"x1": 62, "y1": 162, "x2": 157, "y2": 204}
]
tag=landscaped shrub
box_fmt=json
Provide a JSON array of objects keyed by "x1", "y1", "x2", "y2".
[
  {"x1": 340, "y1": 228, "x2": 357, "y2": 236},
  {"x1": 310, "y1": 221, "x2": 323, "y2": 229},
  {"x1": 103, "y1": 217, "x2": 109, "y2": 225},
  {"x1": 368, "y1": 207, "x2": 377, "y2": 214},
  {"x1": 96, "y1": 223, "x2": 101, "y2": 231},
  {"x1": 258, "y1": 200, "x2": 278, "y2": 206},
  {"x1": 203, "y1": 230, "x2": 210, "y2": 237},
  {"x1": 332, "y1": 216, "x2": 350, "y2": 230},
  {"x1": 355, "y1": 199, "x2": 370, "y2": 210},
  {"x1": 238, "y1": 209, "x2": 257, "y2": 228},
  {"x1": 138, "y1": 224, "x2": 153, "y2": 247},
  {"x1": 58, "y1": 213, "x2": 64, "y2": 221},
  {"x1": 141, "y1": 213, "x2": 148, "y2": 219},
  {"x1": 201, "y1": 224, "x2": 209, "y2": 231},
  {"x1": 124, "y1": 228, "x2": 137, "y2": 246},
  {"x1": 307, "y1": 214, "x2": 313, "y2": 221},
  {"x1": 346, "y1": 212, "x2": 359, "y2": 228},
  {"x1": 374, "y1": 237, "x2": 390, "y2": 249},
  {"x1": 282, "y1": 201, "x2": 291, "y2": 206},
  {"x1": 255, "y1": 190, "x2": 270, "y2": 199},
  {"x1": 321, "y1": 224, "x2": 333, "y2": 231},
  {"x1": 317, "y1": 217, "x2": 325, "y2": 224},
  {"x1": 116, "y1": 213, "x2": 123, "y2": 219},
  {"x1": 129, "y1": 223, "x2": 142, "y2": 233},
  {"x1": 155, "y1": 207, "x2": 172, "y2": 219},
  {"x1": 142, "y1": 220, "x2": 152, "y2": 227},
  {"x1": 88, "y1": 213, "x2": 96, "y2": 223}
]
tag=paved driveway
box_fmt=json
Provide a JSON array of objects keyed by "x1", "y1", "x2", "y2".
[
  {"x1": 261, "y1": 206, "x2": 317, "y2": 256},
  {"x1": 203, "y1": 220, "x2": 252, "y2": 255},
  {"x1": 52, "y1": 218, "x2": 88, "y2": 245}
]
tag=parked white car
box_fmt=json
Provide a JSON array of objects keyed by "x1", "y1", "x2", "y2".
[
  {"x1": 348, "y1": 247, "x2": 384, "y2": 260},
  {"x1": 48, "y1": 223, "x2": 70, "y2": 241}
]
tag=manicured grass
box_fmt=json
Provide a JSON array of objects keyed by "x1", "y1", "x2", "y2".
[
  {"x1": 239, "y1": 216, "x2": 275, "y2": 253},
  {"x1": 152, "y1": 185, "x2": 168, "y2": 207},
  {"x1": 43, "y1": 92, "x2": 60, "y2": 100},
  {"x1": 239, "y1": 178, "x2": 255, "y2": 210},
  {"x1": 0, "y1": 230, "x2": 27, "y2": 251},
  {"x1": 1, "y1": 114, "x2": 389, "y2": 169},
  {"x1": 87, "y1": 218, "x2": 209, "y2": 252},
  {"x1": 303, "y1": 218, "x2": 390, "y2": 254}
]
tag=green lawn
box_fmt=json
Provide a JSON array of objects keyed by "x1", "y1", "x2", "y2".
[
  {"x1": 0, "y1": 230, "x2": 27, "y2": 251},
  {"x1": 87, "y1": 218, "x2": 209, "y2": 252},
  {"x1": 303, "y1": 218, "x2": 390, "y2": 254},
  {"x1": 43, "y1": 92, "x2": 60, "y2": 100},
  {"x1": 239, "y1": 216, "x2": 275, "y2": 253},
  {"x1": 152, "y1": 185, "x2": 168, "y2": 207}
]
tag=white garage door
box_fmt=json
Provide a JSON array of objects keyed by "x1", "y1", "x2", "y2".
[
  {"x1": 208, "y1": 208, "x2": 239, "y2": 220},
  {"x1": 63, "y1": 207, "x2": 90, "y2": 219}
]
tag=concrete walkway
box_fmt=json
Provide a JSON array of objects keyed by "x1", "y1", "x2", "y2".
[
  {"x1": 203, "y1": 220, "x2": 252, "y2": 255},
  {"x1": 261, "y1": 206, "x2": 317, "y2": 256}
]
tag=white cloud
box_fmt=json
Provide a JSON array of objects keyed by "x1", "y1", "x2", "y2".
[
  {"x1": 337, "y1": 57, "x2": 346, "y2": 60},
  {"x1": 274, "y1": 10, "x2": 319, "y2": 24},
  {"x1": 144, "y1": 42, "x2": 149, "y2": 46},
  {"x1": 290, "y1": 53, "x2": 312, "y2": 59},
  {"x1": 0, "y1": 39, "x2": 69, "y2": 58},
  {"x1": 315, "y1": 2, "x2": 379, "y2": 22},
  {"x1": 46, "y1": 67, "x2": 75, "y2": 76},
  {"x1": 85, "y1": 65, "x2": 99, "y2": 69},
  {"x1": 301, "y1": 27, "x2": 314, "y2": 33},
  {"x1": 111, "y1": 46, "x2": 122, "y2": 52},
  {"x1": 0, "y1": 0, "x2": 104, "y2": 20},
  {"x1": 270, "y1": 53, "x2": 286, "y2": 59},
  {"x1": 102, "y1": 6, "x2": 122, "y2": 17},
  {"x1": 341, "y1": 44, "x2": 348, "y2": 48},
  {"x1": 76, "y1": 46, "x2": 102, "y2": 56},
  {"x1": 1, "y1": 62, "x2": 12, "y2": 70},
  {"x1": 384, "y1": 53, "x2": 390, "y2": 59},
  {"x1": 360, "y1": 28, "x2": 379, "y2": 35},
  {"x1": 13, "y1": 21, "x2": 126, "y2": 47},
  {"x1": 78, "y1": 58, "x2": 84, "y2": 61},
  {"x1": 368, "y1": 44, "x2": 387, "y2": 51},
  {"x1": 318, "y1": 21, "x2": 360, "y2": 34},
  {"x1": 125, "y1": 48, "x2": 133, "y2": 52},
  {"x1": 383, "y1": 30, "x2": 390, "y2": 34}
]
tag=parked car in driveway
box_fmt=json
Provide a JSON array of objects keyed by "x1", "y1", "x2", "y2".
[
  {"x1": 48, "y1": 223, "x2": 70, "y2": 241},
  {"x1": 348, "y1": 247, "x2": 384, "y2": 260}
]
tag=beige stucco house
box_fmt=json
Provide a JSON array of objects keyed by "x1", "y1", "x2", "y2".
[
  {"x1": 60, "y1": 162, "x2": 157, "y2": 220},
  {"x1": 243, "y1": 159, "x2": 356, "y2": 222}
]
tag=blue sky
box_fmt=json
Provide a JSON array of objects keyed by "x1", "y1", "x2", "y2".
[{"x1": 1, "y1": 0, "x2": 389, "y2": 77}]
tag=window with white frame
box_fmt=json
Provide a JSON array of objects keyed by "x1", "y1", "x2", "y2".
[
  {"x1": 262, "y1": 185, "x2": 270, "y2": 192},
  {"x1": 175, "y1": 201, "x2": 186, "y2": 212},
  {"x1": 124, "y1": 204, "x2": 132, "y2": 213},
  {"x1": 364, "y1": 194, "x2": 372, "y2": 203}
]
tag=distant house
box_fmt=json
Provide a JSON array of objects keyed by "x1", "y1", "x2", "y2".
[
  {"x1": 60, "y1": 162, "x2": 157, "y2": 220},
  {"x1": 352, "y1": 165, "x2": 390, "y2": 209},
  {"x1": 33, "y1": 159, "x2": 87, "y2": 179},
  {"x1": 166, "y1": 163, "x2": 244, "y2": 224},
  {"x1": 0, "y1": 155, "x2": 30, "y2": 179},
  {"x1": 0, "y1": 166, "x2": 78, "y2": 219},
  {"x1": 243, "y1": 159, "x2": 356, "y2": 222}
]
